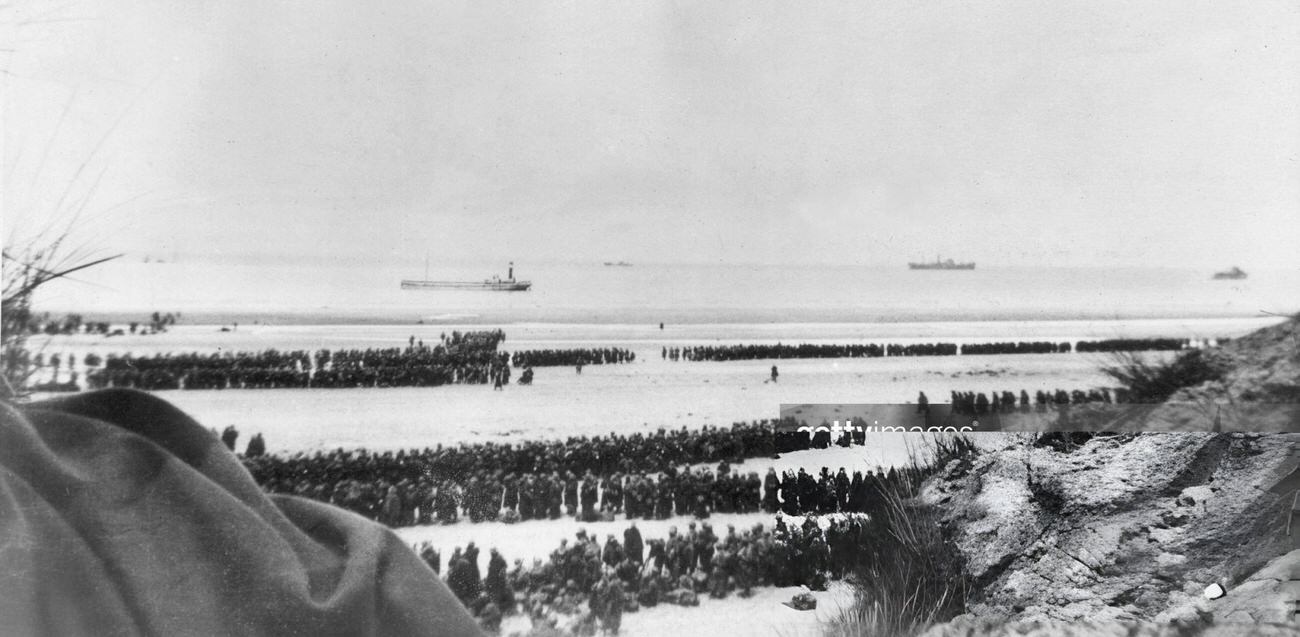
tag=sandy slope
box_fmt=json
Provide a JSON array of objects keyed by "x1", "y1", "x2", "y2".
[{"x1": 917, "y1": 319, "x2": 1300, "y2": 632}]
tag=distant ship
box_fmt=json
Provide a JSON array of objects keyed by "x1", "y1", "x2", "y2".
[
  {"x1": 603, "y1": 261, "x2": 633, "y2": 267},
  {"x1": 908, "y1": 256, "x2": 975, "y2": 270},
  {"x1": 401, "y1": 262, "x2": 532, "y2": 291},
  {"x1": 1212, "y1": 266, "x2": 1247, "y2": 280}
]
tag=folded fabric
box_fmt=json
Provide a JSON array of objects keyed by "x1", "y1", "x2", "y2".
[{"x1": 0, "y1": 389, "x2": 482, "y2": 637}]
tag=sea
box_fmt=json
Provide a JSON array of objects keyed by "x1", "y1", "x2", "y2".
[{"x1": 31, "y1": 260, "x2": 1300, "y2": 325}]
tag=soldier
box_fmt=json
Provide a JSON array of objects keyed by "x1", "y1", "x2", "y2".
[
  {"x1": 624, "y1": 522, "x2": 644, "y2": 565},
  {"x1": 695, "y1": 523, "x2": 716, "y2": 573},
  {"x1": 602, "y1": 535, "x2": 624, "y2": 568},
  {"x1": 708, "y1": 551, "x2": 730, "y2": 599},
  {"x1": 580, "y1": 473, "x2": 599, "y2": 520},
  {"x1": 502, "y1": 474, "x2": 519, "y2": 515},
  {"x1": 220, "y1": 425, "x2": 239, "y2": 451},
  {"x1": 548, "y1": 474, "x2": 563, "y2": 519},
  {"x1": 763, "y1": 468, "x2": 779, "y2": 513},
  {"x1": 780, "y1": 470, "x2": 798, "y2": 516},
  {"x1": 564, "y1": 473, "x2": 579, "y2": 517},
  {"x1": 655, "y1": 476, "x2": 673, "y2": 520},
  {"x1": 485, "y1": 548, "x2": 513, "y2": 613},
  {"x1": 244, "y1": 433, "x2": 266, "y2": 457},
  {"x1": 834, "y1": 467, "x2": 850, "y2": 511},
  {"x1": 645, "y1": 539, "x2": 666, "y2": 575},
  {"x1": 604, "y1": 474, "x2": 623, "y2": 513},
  {"x1": 446, "y1": 552, "x2": 479, "y2": 604},
  {"x1": 379, "y1": 485, "x2": 403, "y2": 527},
  {"x1": 464, "y1": 542, "x2": 482, "y2": 593},
  {"x1": 418, "y1": 542, "x2": 441, "y2": 575},
  {"x1": 518, "y1": 476, "x2": 535, "y2": 521}
]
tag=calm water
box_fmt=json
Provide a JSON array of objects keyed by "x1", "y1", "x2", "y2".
[{"x1": 34, "y1": 260, "x2": 1298, "y2": 325}]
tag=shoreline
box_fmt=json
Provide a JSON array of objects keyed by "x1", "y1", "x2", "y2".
[
  {"x1": 32, "y1": 308, "x2": 1289, "y2": 327},
  {"x1": 29, "y1": 315, "x2": 1284, "y2": 350}
]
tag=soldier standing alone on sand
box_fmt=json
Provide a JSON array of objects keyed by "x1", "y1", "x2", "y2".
[{"x1": 770, "y1": 366, "x2": 778, "y2": 383}]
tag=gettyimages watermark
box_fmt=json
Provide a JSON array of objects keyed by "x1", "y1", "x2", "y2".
[
  {"x1": 792, "y1": 420, "x2": 980, "y2": 436},
  {"x1": 779, "y1": 402, "x2": 1300, "y2": 434}
]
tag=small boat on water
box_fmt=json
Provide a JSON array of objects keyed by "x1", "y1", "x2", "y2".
[
  {"x1": 1212, "y1": 266, "x2": 1247, "y2": 280},
  {"x1": 603, "y1": 261, "x2": 633, "y2": 267},
  {"x1": 401, "y1": 262, "x2": 532, "y2": 291},
  {"x1": 908, "y1": 255, "x2": 975, "y2": 270}
]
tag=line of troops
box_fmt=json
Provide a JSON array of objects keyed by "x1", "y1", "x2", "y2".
[
  {"x1": 85, "y1": 330, "x2": 511, "y2": 390},
  {"x1": 948, "y1": 387, "x2": 1127, "y2": 416},
  {"x1": 510, "y1": 347, "x2": 636, "y2": 368},
  {"x1": 423, "y1": 511, "x2": 885, "y2": 635},
  {"x1": 262, "y1": 463, "x2": 767, "y2": 528},
  {"x1": 661, "y1": 337, "x2": 1194, "y2": 363},
  {"x1": 244, "y1": 421, "x2": 779, "y2": 491},
  {"x1": 248, "y1": 455, "x2": 913, "y2": 533}
]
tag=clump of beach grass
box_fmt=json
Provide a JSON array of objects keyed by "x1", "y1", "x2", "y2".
[
  {"x1": 1098, "y1": 348, "x2": 1227, "y2": 405},
  {"x1": 823, "y1": 436, "x2": 975, "y2": 637}
]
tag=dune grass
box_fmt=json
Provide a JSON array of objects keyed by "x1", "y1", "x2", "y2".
[
  {"x1": 1099, "y1": 349, "x2": 1226, "y2": 404},
  {"x1": 823, "y1": 435, "x2": 976, "y2": 637}
]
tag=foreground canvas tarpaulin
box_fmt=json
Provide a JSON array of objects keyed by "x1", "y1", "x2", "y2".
[{"x1": 0, "y1": 389, "x2": 483, "y2": 637}]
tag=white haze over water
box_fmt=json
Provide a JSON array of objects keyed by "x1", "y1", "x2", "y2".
[{"x1": 34, "y1": 261, "x2": 1300, "y2": 325}]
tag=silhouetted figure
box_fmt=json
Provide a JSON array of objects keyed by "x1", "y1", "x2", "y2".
[
  {"x1": 220, "y1": 425, "x2": 239, "y2": 451},
  {"x1": 245, "y1": 433, "x2": 266, "y2": 457},
  {"x1": 770, "y1": 366, "x2": 778, "y2": 383},
  {"x1": 624, "y1": 523, "x2": 644, "y2": 565}
]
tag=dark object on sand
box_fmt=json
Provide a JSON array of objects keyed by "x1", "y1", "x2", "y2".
[{"x1": 783, "y1": 591, "x2": 817, "y2": 611}]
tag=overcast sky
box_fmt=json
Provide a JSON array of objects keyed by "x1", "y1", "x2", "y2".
[{"x1": 5, "y1": 0, "x2": 1298, "y2": 268}]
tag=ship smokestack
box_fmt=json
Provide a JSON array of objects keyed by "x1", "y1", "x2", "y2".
[{"x1": 508, "y1": 262, "x2": 514, "y2": 280}]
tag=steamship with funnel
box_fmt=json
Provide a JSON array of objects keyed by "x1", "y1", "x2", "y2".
[
  {"x1": 1212, "y1": 266, "x2": 1246, "y2": 280},
  {"x1": 401, "y1": 262, "x2": 532, "y2": 291},
  {"x1": 908, "y1": 255, "x2": 975, "y2": 270}
]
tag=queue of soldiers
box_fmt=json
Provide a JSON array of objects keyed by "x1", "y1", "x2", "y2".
[
  {"x1": 248, "y1": 462, "x2": 771, "y2": 528},
  {"x1": 661, "y1": 337, "x2": 1196, "y2": 363},
  {"x1": 245, "y1": 449, "x2": 914, "y2": 532},
  {"x1": 58, "y1": 331, "x2": 1202, "y2": 393},
  {"x1": 243, "y1": 420, "x2": 778, "y2": 483},
  {"x1": 83, "y1": 330, "x2": 512, "y2": 391},
  {"x1": 1075, "y1": 337, "x2": 1191, "y2": 352},
  {"x1": 662, "y1": 342, "x2": 956, "y2": 361},
  {"x1": 958, "y1": 341, "x2": 1070, "y2": 355},
  {"x1": 511, "y1": 348, "x2": 636, "y2": 368},
  {"x1": 948, "y1": 387, "x2": 1126, "y2": 415},
  {"x1": 421, "y1": 513, "x2": 886, "y2": 634},
  {"x1": 12, "y1": 310, "x2": 176, "y2": 338}
]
